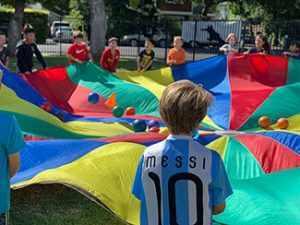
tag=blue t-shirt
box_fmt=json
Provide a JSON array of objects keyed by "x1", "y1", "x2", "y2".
[
  {"x1": 290, "y1": 50, "x2": 300, "y2": 59},
  {"x1": 132, "y1": 135, "x2": 233, "y2": 225},
  {"x1": 221, "y1": 44, "x2": 239, "y2": 54},
  {"x1": 0, "y1": 114, "x2": 26, "y2": 214}
]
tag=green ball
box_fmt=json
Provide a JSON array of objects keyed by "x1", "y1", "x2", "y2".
[{"x1": 112, "y1": 106, "x2": 124, "y2": 118}]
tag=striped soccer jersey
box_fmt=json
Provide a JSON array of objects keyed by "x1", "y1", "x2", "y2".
[{"x1": 132, "y1": 135, "x2": 233, "y2": 225}]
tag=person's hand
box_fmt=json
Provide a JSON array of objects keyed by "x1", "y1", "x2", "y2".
[
  {"x1": 259, "y1": 52, "x2": 266, "y2": 55},
  {"x1": 283, "y1": 51, "x2": 290, "y2": 56},
  {"x1": 44, "y1": 67, "x2": 48, "y2": 70},
  {"x1": 25, "y1": 71, "x2": 30, "y2": 75},
  {"x1": 89, "y1": 59, "x2": 94, "y2": 63}
]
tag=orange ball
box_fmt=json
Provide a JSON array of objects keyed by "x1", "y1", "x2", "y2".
[
  {"x1": 125, "y1": 107, "x2": 136, "y2": 116},
  {"x1": 258, "y1": 116, "x2": 271, "y2": 129},
  {"x1": 276, "y1": 118, "x2": 289, "y2": 129}
]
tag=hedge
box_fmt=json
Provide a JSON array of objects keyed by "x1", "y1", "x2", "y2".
[{"x1": 0, "y1": 8, "x2": 49, "y2": 44}]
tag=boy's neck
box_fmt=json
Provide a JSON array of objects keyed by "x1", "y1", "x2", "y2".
[
  {"x1": 170, "y1": 132, "x2": 193, "y2": 137},
  {"x1": 174, "y1": 46, "x2": 181, "y2": 50},
  {"x1": 145, "y1": 48, "x2": 152, "y2": 53}
]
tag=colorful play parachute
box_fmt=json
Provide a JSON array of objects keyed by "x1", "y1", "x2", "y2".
[{"x1": 1, "y1": 54, "x2": 300, "y2": 225}]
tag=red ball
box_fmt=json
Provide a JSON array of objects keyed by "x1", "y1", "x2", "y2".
[
  {"x1": 258, "y1": 116, "x2": 271, "y2": 129},
  {"x1": 149, "y1": 126, "x2": 160, "y2": 133},
  {"x1": 125, "y1": 107, "x2": 136, "y2": 116},
  {"x1": 276, "y1": 118, "x2": 289, "y2": 129}
]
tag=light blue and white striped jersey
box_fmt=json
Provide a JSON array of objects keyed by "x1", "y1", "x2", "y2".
[{"x1": 132, "y1": 135, "x2": 233, "y2": 225}]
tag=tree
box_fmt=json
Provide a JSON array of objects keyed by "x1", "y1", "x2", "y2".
[
  {"x1": 7, "y1": 0, "x2": 25, "y2": 55},
  {"x1": 89, "y1": 0, "x2": 107, "y2": 61}
]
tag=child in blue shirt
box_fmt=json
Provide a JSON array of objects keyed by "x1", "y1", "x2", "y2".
[
  {"x1": 219, "y1": 33, "x2": 239, "y2": 54},
  {"x1": 132, "y1": 80, "x2": 233, "y2": 225},
  {"x1": 0, "y1": 70, "x2": 27, "y2": 225}
]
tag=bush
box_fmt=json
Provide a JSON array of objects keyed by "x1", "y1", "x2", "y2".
[{"x1": 0, "y1": 8, "x2": 49, "y2": 44}]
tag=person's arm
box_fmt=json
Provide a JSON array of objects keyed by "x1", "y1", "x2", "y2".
[
  {"x1": 33, "y1": 44, "x2": 47, "y2": 69},
  {"x1": 5, "y1": 56, "x2": 9, "y2": 68},
  {"x1": 85, "y1": 45, "x2": 93, "y2": 63},
  {"x1": 7, "y1": 116, "x2": 26, "y2": 178},
  {"x1": 211, "y1": 151, "x2": 233, "y2": 214},
  {"x1": 67, "y1": 54, "x2": 83, "y2": 63},
  {"x1": 142, "y1": 59, "x2": 153, "y2": 72},
  {"x1": 213, "y1": 202, "x2": 226, "y2": 215},
  {"x1": 166, "y1": 50, "x2": 173, "y2": 66},
  {"x1": 8, "y1": 152, "x2": 20, "y2": 178},
  {"x1": 87, "y1": 52, "x2": 94, "y2": 63},
  {"x1": 16, "y1": 47, "x2": 30, "y2": 74},
  {"x1": 100, "y1": 50, "x2": 108, "y2": 69},
  {"x1": 137, "y1": 57, "x2": 142, "y2": 71},
  {"x1": 219, "y1": 45, "x2": 229, "y2": 53},
  {"x1": 111, "y1": 50, "x2": 120, "y2": 72}
]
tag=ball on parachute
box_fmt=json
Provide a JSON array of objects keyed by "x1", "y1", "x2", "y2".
[
  {"x1": 41, "y1": 102, "x2": 52, "y2": 112},
  {"x1": 133, "y1": 119, "x2": 147, "y2": 132},
  {"x1": 112, "y1": 106, "x2": 125, "y2": 118},
  {"x1": 125, "y1": 107, "x2": 136, "y2": 116},
  {"x1": 148, "y1": 120, "x2": 160, "y2": 129},
  {"x1": 276, "y1": 118, "x2": 289, "y2": 129},
  {"x1": 258, "y1": 116, "x2": 271, "y2": 129},
  {"x1": 149, "y1": 126, "x2": 160, "y2": 133},
  {"x1": 88, "y1": 92, "x2": 99, "y2": 104}
]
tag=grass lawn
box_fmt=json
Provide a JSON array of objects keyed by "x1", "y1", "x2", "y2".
[
  {"x1": 9, "y1": 55, "x2": 166, "y2": 225},
  {"x1": 8, "y1": 56, "x2": 166, "y2": 74}
]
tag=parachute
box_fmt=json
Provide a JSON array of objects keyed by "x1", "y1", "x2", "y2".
[{"x1": 1, "y1": 54, "x2": 300, "y2": 225}]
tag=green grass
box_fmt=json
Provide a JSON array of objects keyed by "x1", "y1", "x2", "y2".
[
  {"x1": 11, "y1": 184, "x2": 125, "y2": 225},
  {"x1": 8, "y1": 56, "x2": 166, "y2": 73},
  {"x1": 8, "y1": 55, "x2": 164, "y2": 225}
]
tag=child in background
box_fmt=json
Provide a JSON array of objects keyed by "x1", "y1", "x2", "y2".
[
  {"x1": 137, "y1": 38, "x2": 155, "y2": 72},
  {"x1": 245, "y1": 34, "x2": 274, "y2": 55},
  {"x1": 0, "y1": 69, "x2": 27, "y2": 225},
  {"x1": 0, "y1": 32, "x2": 9, "y2": 68},
  {"x1": 100, "y1": 37, "x2": 120, "y2": 72},
  {"x1": 16, "y1": 24, "x2": 47, "y2": 74},
  {"x1": 167, "y1": 36, "x2": 186, "y2": 66},
  {"x1": 219, "y1": 33, "x2": 239, "y2": 54},
  {"x1": 132, "y1": 80, "x2": 233, "y2": 225},
  {"x1": 67, "y1": 31, "x2": 93, "y2": 64},
  {"x1": 283, "y1": 41, "x2": 300, "y2": 59}
]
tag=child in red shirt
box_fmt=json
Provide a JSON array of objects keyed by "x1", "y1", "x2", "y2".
[
  {"x1": 67, "y1": 31, "x2": 93, "y2": 64},
  {"x1": 100, "y1": 37, "x2": 120, "y2": 72}
]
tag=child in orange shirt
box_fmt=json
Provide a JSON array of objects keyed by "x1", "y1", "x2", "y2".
[{"x1": 167, "y1": 36, "x2": 186, "y2": 66}]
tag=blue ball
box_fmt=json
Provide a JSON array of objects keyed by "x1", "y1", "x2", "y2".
[
  {"x1": 133, "y1": 119, "x2": 147, "y2": 132},
  {"x1": 88, "y1": 92, "x2": 99, "y2": 104},
  {"x1": 148, "y1": 120, "x2": 160, "y2": 129}
]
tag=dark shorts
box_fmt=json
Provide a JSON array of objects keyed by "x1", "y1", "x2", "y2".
[{"x1": 0, "y1": 213, "x2": 8, "y2": 225}]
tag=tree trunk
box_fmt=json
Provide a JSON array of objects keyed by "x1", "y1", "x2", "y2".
[
  {"x1": 90, "y1": 0, "x2": 107, "y2": 62},
  {"x1": 7, "y1": 0, "x2": 25, "y2": 55}
]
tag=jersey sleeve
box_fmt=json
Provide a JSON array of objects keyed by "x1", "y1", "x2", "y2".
[
  {"x1": 211, "y1": 151, "x2": 233, "y2": 206},
  {"x1": 84, "y1": 45, "x2": 90, "y2": 54},
  {"x1": 138, "y1": 50, "x2": 144, "y2": 58},
  {"x1": 132, "y1": 154, "x2": 144, "y2": 200},
  {"x1": 7, "y1": 116, "x2": 27, "y2": 155}
]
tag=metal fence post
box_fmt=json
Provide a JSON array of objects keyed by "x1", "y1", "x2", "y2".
[
  {"x1": 241, "y1": 20, "x2": 247, "y2": 52},
  {"x1": 192, "y1": 20, "x2": 198, "y2": 62},
  {"x1": 164, "y1": 19, "x2": 168, "y2": 62}
]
